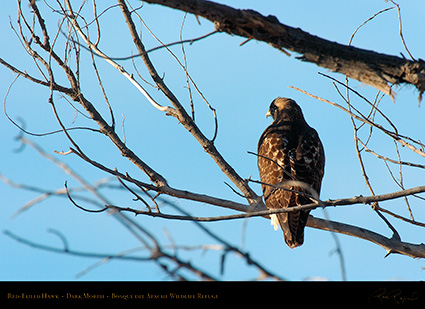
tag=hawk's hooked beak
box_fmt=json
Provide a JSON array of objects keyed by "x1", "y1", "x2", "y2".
[{"x1": 265, "y1": 110, "x2": 272, "y2": 118}]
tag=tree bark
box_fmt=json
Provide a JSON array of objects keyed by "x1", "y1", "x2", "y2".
[{"x1": 142, "y1": 0, "x2": 425, "y2": 99}]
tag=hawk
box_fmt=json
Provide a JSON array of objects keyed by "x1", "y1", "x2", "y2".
[{"x1": 257, "y1": 97, "x2": 325, "y2": 248}]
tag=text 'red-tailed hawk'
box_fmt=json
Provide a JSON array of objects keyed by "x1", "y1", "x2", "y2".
[{"x1": 257, "y1": 98, "x2": 325, "y2": 248}]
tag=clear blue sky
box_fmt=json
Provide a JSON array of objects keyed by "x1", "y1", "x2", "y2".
[{"x1": 1, "y1": 0, "x2": 425, "y2": 281}]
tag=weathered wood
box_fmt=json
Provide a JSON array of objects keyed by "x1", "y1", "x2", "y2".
[{"x1": 144, "y1": 0, "x2": 425, "y2": 99}]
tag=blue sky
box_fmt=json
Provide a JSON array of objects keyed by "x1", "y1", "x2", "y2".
[{"x1": 1, "y1": 0, "x2": 425, "y2": 281}]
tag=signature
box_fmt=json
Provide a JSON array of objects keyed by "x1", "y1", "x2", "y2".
[{"x1": 369, "y1": 288, "x2": 420, "y2": 304}]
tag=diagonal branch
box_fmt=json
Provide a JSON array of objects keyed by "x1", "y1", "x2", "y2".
[
  {"x1": 63, "y1": 2, "x2": 174, "y2": 114},
  {"x1": 12, "y1": 0, "x2": 169, "y2": 187},
  {"x1": 116, "y1": 0, "x2": 260, "y2": 204},
  {"x1": 142, "y1": 0, "x2": 425, "y2": 99},
  {"x1": 307, "y1": 216, "x2": 425, "y2": 259},
  {"x1": 290, "y1": 85, "x2": 425, "y2": 158}
]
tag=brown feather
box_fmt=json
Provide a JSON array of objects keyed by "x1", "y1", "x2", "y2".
[{"x1": 258, "y1": 98, "x2": 325, "y2": 248}]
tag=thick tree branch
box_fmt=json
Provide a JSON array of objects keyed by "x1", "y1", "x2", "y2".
[
  {"x1": 307, "y1": 216, "x2": 425, "y2": 259},
  {"x1": 143, "y1": 0, "x2": 425, "y2": 99},
  {"x1": 68, "y1": 174, "x2": 425, "y2": 259},
  {"x1": 110, "y1": 203, "x2": 425, "y2": 259}
]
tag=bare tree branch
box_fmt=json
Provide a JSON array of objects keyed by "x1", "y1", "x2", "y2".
[
  {"x1": 3, "y1": 230, "x2": 218, "y2": 280},
  {"x1": 64, "y1": 2, "x2": 174, "y2": 114},
  {"x1": 142, "y1": 0, "x2": 425, "y2": 99},
  {"x1": 14, "y1": 0, "x2": 169, "y2": 187},
  {"x1": 64, "y1": 176, "x2": 425, "y2": 259},
  {"x1": 307, "y1": 216, "x2": 425, "y2": 259},
  {"x1": 290, "y1": 85, "x2": 425, "y2": 158},
  {"x1": 115, "y1": 0, "x2": 261, "y2": 204}
]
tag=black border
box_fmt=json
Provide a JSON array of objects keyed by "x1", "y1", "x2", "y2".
[{"x1": 1, "y1": 281, "x2": 424, "y2": 306}]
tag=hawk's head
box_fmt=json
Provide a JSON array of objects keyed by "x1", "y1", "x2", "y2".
[{"x1": 266, "y1": 97, "x2": 304, "y2": 122}]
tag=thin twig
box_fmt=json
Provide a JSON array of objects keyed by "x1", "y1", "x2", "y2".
[
  {"x1": 388, "y1": 0, "x2": 416, "y2": 61},
  {"x1": 117, "y1": 0, "x2": 257, "y2": 202},
  {"x1": 290, "y1": 85, "x2": 425, "y2": 158},
  {"x1": 64, "y1": 2, "x2": 174, "y2": 114}
]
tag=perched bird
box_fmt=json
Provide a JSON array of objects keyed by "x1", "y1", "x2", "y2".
[{"x1": 257, "y1": 98, "x2": 325, "y2": 248}]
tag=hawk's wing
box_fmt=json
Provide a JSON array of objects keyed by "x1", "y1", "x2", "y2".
[{"x1": 258, "y1": 125, "x2": 324, "y2": 248}]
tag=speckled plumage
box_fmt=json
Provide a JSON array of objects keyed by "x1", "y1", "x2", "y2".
[{"x1": 257, "y1": 98, "x2": 325, "y2": 248}]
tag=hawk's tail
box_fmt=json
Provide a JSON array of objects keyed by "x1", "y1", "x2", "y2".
[{"x1": 275, "y1": 210, "x2": 310, "y2": 249}]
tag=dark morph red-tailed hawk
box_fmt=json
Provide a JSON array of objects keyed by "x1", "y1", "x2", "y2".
[{"x1": 257, "y1": 98, "x2": 325, "y2": 248}]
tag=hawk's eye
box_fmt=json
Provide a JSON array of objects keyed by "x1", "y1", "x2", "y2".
[{"x1": 269, "y1": 103, "x2": 277, "y2": 116}]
